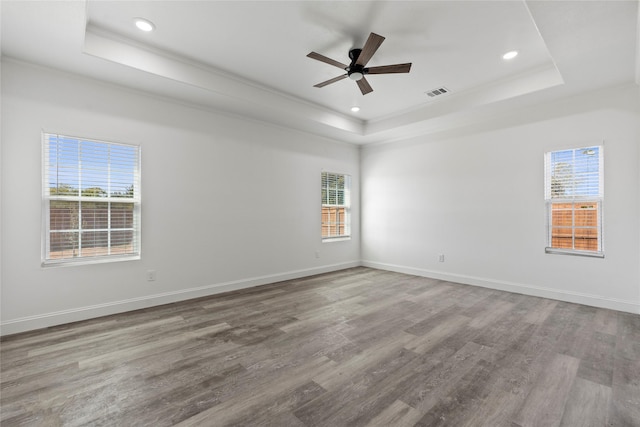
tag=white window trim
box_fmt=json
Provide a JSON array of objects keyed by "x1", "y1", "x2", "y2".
[
  {"x1": 321, "y1": 171, "x2": 351, "y2": 242},
  {"x1": 41, "y1": 132, "x2": 142, "y2": 267},
  {"x1": 544, "y1": 145, "x2": 604, "y2": 258}
]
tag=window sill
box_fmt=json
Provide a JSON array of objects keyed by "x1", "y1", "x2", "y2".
[
  {"x1": 322, "y1": 236, "x2": 351, "y2": 243},
  {"x1": 545, "y1": 248, "x2": 604, "y2": 258},
  {"x1": 42, "y1": 254, "x2": 141, "y2": 268}
]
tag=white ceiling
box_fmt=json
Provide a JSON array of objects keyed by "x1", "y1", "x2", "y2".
[{"x1": 2, "y1": 1, "x2": 639, "y2": 144}]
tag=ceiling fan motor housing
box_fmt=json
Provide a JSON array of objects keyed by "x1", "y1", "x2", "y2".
[{"x1": 347, "y1": 48, "x2": 367, "y2": 80}]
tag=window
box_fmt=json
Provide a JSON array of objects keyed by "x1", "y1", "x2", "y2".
[
  {"x1": 321, "y1": 172, "x2": 351, "y2": 240},
  {"x1": 544, "y1": 145, "x2": 603, "y2": 257},
  {"x1": 42, "y1": 133, "x2": 141, "y2": 265}
]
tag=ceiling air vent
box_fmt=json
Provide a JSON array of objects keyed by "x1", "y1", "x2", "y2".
[{"x1": 425, "y1": 87, "x2": 450, "y2": 98}]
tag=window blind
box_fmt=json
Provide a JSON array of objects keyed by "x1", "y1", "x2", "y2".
[{"x1": 43, "y1": 133, "x2": 141, "y2": 264}]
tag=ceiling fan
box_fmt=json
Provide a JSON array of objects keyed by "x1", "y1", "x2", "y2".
[{"x1": 307, "y1": 32, "x2": 412, "y2": 95}]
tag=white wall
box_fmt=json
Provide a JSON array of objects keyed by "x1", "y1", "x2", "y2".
[
  {"x1": 2, "y1": 59, "x2": 638, "y2": 336},
  {"x1": 0, "y1": 60, "x2": 360, "y2": 334},
  {"x1": 362, "y1": 85, "x2": 640, "y2": 314}
]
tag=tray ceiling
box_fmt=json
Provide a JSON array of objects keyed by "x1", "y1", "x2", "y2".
[{"x1": 2, "y1": 1, "x2": 639, "y2": 144}]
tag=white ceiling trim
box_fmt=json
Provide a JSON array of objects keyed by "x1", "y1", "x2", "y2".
[
  {"x1": 2, "y1": 0, "x2": 637, "y2": 146},
  {"x1": 84, "y1": 24, "x2": 365, "y2": 137},
  {"x1": 83, "y1": 22, "x2": 564, "y2": 144},
  {"x1": 366, "y1": 62, "x2": 564, "y2": 135}
]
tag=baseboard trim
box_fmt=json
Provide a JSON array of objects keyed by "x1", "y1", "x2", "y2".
[
  {"x1": 3, "y1": 259, "x2": 637, "y2": 336},
  {"x1": 362, "y1": 260, "x2": 640, "y2": 315},
  {"x1": 0, "y1": 261, "x2": 360, "y2": 336}
]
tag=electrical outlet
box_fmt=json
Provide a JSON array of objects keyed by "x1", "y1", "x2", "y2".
[
  {"x1": 146, "y1": 270, "x2": 157, "y2": 281},
  {"x1": 438, "y1": 254, "x2": 445, "y2": 262},
  {"x1": 315, "y1": 251, "x2": 320, "y2": 259}
]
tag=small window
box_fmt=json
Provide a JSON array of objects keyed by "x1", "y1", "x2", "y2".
[
  {"x1": 544, "y1": 146, "x2": 603, "y2": 257},
  {"x1": 321, "y1": 172, "x2": 351, "y2": 240},
  {"x1": 42, "y1": 133, "x2": 141, "y2": 265}
]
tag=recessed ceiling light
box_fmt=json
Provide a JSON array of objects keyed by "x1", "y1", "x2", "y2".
[
  {"x1": 134, "y1": 18, "x2": 155, "y2": 32},
  {"x1": 350, "y1": 106, "x2": 360, "y2": 112},
  {"x1": 502, "y1": 50, "x2": 518, "y2": 60}
]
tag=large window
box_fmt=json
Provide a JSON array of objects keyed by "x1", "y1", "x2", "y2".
[
  {"x1": 544, "y1": 146, "x2": 603, "y2": 257},
  {"x1": 42, "y1": 133, "x2": 141, "y2": 265},
  {"x1": 321, "y1": 172, "x2": 351, "y2": 240}
]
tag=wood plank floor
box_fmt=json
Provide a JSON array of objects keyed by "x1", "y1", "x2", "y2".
[{"x1": 1, "y1": 267, "x2": 639, "y2": 426}]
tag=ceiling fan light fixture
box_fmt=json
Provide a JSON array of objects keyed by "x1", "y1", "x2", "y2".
[
  {"x1": 134, "y1": 18, "x2": 155, "y2": 32},
  {"x1": 349, "y1": 72, "x2": 364, "y2": 81}
]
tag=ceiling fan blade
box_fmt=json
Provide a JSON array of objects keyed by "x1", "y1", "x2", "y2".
[
  {"x1": 355, "y1": 32, "x2": 385, "y2": 67},
  {"x1": 307, "y1": 52, "x2": 348, "y2": 70},
  {"x1": 314, "y1": 74, "x2": 348, "y2": 88},
  {"x1": 357, "y1": 77, "x2": 373, "y2": 95},
  {"x1": 366, "y1": 63, "x2": 412, "y2": 74}
]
